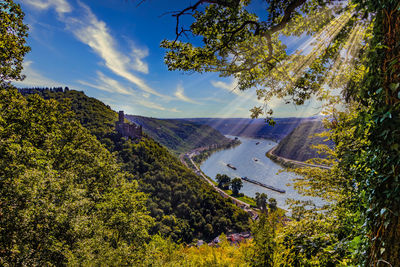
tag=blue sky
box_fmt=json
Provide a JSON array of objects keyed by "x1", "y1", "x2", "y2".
[{"x1": 14, "y1": 0, "x2": 322, "y2": 118}]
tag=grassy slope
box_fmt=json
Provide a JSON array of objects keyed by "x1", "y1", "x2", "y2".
[
  {"x1": 273, "y1": 120, "x2": 334, "y2": 162},
  {"x1": 126, "y1": 115, "x2": 232, "y2": 154}
]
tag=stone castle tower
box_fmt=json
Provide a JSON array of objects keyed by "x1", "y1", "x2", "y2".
[{"x1": 115, "y1": 111, "x2": 142, "y2": 138}]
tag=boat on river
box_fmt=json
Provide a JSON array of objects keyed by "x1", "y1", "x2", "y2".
[
  {"x1": 241, "y1": 176, "x2": 286, "y2": 193},
  {"x1": 227, "y1": 163, "x2": 237, "y2": 170}
]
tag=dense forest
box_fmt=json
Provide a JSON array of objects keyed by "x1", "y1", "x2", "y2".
[
  {"x1": 19, "y1": 87, "x2": 250, "y2": 243},
  {"x1": 185, "y1": 117, "x2": 317, "y2": 141},
  {"x1": 273, "y1": 120, "x2": 334, "y2": 161},
  {"x1": 0, "y1": 87, "x2": 152, "y2": 265}
]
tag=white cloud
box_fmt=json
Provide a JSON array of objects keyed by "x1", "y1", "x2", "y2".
[
  {"x1": 130, "y1": 45, "x2": 149, "y2": 74},
  {"x1": 211, "y1": 78, "x2": 260, "y2": 102},
  {"x1": 199, "y1": 96, "x2": 226, "y2": 103},
  {"x1": 211, "y1": 79, "x2": 239, "y2": 95},
  {"x1": 24, "y1": 0, "x2": 72, "y2": 16},
  {"x1": 138, "y1": 99, "x2": 179, "y2": 112},
  {"x1": 78, "y1": 71, "x2": 136, "y2": 96},
  {"x1": 174, "y1": 84, "x2": 201, "y2": 104},
  {"x1": 23, "y1": 0, "x2": 175, "y2": 105},
  {"x1": 63, "y1": 2, "x2": 165, "y2": 98},
  {"x1": 13, "y1": 61, "x2": 65, "y2": 87}
]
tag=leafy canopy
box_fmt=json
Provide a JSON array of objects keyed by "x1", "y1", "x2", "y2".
[
  {"x1": 161, "y1": 0, "x2": 370, "y2": 121},
  {"x1": 0, "y1": 0, "x2": 30, "y2": 82}
]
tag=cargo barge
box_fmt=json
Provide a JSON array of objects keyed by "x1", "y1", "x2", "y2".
[
  {"x1": 227, "y1": 163, "x2": 237, "y2": 170},
  {"x1": 241, "y1": 176, "x2": 286, "y2": 193}
]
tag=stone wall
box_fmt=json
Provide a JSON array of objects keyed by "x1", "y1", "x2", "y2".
[{"x1": 115, "y1": 111, "x2": 142, "y2": 139}]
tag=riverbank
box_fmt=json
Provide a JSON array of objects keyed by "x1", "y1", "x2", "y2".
[
  {"x1": 266, "y1": 146, "x2": 331, "y2": 170},
  {"x1": 191, "y1": 138, "x2": 241, "y2": 165},
  {"x1": 199, "y1": 136, "x2": 327, "y2": 210},
  {"x1": 180, "y1": 143, "x2": 259, "y2": 218}
]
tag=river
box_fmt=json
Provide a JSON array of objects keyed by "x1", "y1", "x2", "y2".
[{"x1": 200, "y1": 136, "x2": 324, "y2": 210}]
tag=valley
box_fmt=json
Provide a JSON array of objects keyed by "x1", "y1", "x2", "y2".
[
  {"x1": 3, "y1": 0, "x2": 396, "y2": 264},
  {"x1": 184, "y1": 117, "x2": 320, "y2": 141},
  {"x1": 198, "y1": 136, "x2": 325, "y2": 210}
]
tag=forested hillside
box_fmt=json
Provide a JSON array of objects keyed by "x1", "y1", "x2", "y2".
[
  {"x1": 20, "y1": 88, "x2": 249, "y2": 243},
  {"x1": 273, "y1": 120, "x2": 334, "y2": 161},
  {"x1": 0, "y1": 87, "x2": 152, "y2": 265},
  {"x1": 126, "y1": 115, "x2": 233, "y2": 154},
  {"x1": 186, "y1": 117, "x2": 318, "y2": 141}
]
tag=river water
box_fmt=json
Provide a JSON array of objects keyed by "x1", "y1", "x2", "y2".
[{"x1": 200, "y1": 136, "x2": 323, "y2": 210}]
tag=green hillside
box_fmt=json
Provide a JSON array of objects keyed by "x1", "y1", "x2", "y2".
[
  {"x1": 20, "y1": 88, "x2": 249, "y2": 243},
  {"x1": 126, "y1": 115, "x2": 233, "y2": 154},
  {"x1": 1, "y1": 87, "x2": 153, "y2": 265},
  {"x1": 273, "y1": 120, "x2": 334, "y2": 162}
]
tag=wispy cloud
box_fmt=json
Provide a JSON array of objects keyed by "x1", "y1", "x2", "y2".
[
  {"x1": 13, "y1": 61, "x2": 65, "y2": 87},
  {"x1": 129, "y1": 44, "x2": 149, "y2": 74},
  {"x1": 64, "y1": 2, "x2": 165, "y2": 98},
  {"x1": 211, "y1": 79, "x2": 239, "y2": 95},
  {"x1": 211, "y1": 78, "x2": 259, "y2": 101},
  {"x1": 22, "y1": 0, "x2": 177, "y2": 106},
  {"x1": 78, "y1": 71, "x2": 137, "y2": 96},
  {"x1": 97, "y1": 94, "x2": 179, "y2": 114},
  {"x1": 174, "y1": 84, "x2": 201, "y2": 104},
  {"x1": 24, "y1": 0, "x2": 72, "y2": 16},
  {"x1": 138, "y1": 99, "x2": 179, "y2": 112},
  {"x1": 199, "y1": 96, "x2": 226, "y2": 103}
]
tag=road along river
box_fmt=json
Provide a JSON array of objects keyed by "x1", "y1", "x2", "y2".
[{"x1": 200, "y1": 136, "x2": 324, "y2": 211}]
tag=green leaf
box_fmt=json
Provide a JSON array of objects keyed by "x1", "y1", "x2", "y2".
[{"x1": 389, "y1": 83, "x2": 399, "y2": 92}]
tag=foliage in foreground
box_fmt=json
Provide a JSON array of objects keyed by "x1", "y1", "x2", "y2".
[
  {"x1": 140, "y1": 234, "x2": 252, "y2": 267},
  {"x1": 0, "y1": 87, "x2": 153, "y2": 265}
]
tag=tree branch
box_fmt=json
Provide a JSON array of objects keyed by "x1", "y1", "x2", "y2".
[{"x1": 171, "y1": 0, "x2": 237, "y2": 41}]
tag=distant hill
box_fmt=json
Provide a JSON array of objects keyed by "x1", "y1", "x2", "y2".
[
  {"x1": 184, "y1": 117, "x2": 319, "y2": 141},
  {"x1": 126, "y1": 115, "x2": 233, "y2": 154},
  {"x1": 273, "y1": 120, "x2": 334, "y2": 162},
  {"x1": 19, "y1": 88, "x2": 249, "y2": 243}
]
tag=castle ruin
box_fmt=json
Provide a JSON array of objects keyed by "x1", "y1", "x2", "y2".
[{"x1": 115, "y1": 111, "x2": 142, "y2": 139}]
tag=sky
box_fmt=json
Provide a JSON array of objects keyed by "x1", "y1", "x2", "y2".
[{"x1": 14, "y1": 0, "x2": 323, "y2": 118}]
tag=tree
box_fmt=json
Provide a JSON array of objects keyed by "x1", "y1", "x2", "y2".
[
  {"x1": 0, "y1": 0, "x2": 30, "y2": 82},
  {"x1": 250, "y1": 213, "x2": 279, "y2": 267},
  {"x1": 161, "y1": 0, "x2": 367, "y2": 122},
  {"x1": 215, "y1": 173, "x2": 231, "y2": 189},
  {"x1": 0, "y1": 2, "x2": 156, "y2": 264},
  {"x1": 161, "y1": 0, "x2": 399, "y2": 264},
  {"x1": 231, "y1": 177, "x2": 243, "y2": 196},
  {"x1": 268, "y1": 198, "x2": 277, "y2": 213},
  {"x1": 0, "y1": 88, "x2": 153, "y2": 265},
  {"x1": 255, "y1": 192, "x2": 268, "y2": 214},
  {"x1": 345, "y1": 1, "x2": 400, "y2": 264}
]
